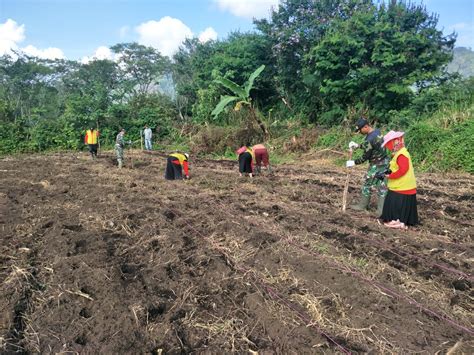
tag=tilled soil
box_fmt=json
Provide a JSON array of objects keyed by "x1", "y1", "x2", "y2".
[{"x1": 0, "y1": 151, "x2": 473, "y2": 354}]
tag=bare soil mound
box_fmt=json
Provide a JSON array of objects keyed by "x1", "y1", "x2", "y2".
[{"x1": 1, "y1": 151, "x2": 473, "y2": 353}]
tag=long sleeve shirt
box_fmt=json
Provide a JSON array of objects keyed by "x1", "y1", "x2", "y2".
[
  {"x1": 144, "y1": 128, "x2": 152, "y2": 140},
  {"x1": 355, "y1": 129, "x2": 388, "y2": 166},
  {"x1": 115, "y1": 133, "x2": 125, "y2": 147}
]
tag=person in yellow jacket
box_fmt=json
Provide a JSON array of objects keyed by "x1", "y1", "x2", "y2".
[
  {"x1": 165, "y1": 152, "x2": 190, "y2": 180},
  {"x1": 375, "y1": 131, "x2": 418, "y2": 229},
  {"x1": 84, "y1": 127, "x2": 99, "y2": 159}
]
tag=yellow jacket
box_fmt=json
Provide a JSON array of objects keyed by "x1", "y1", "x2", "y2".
[
  {"x1": 169, "y1": 153, "x2": 187, "y2": 164},
  {"x1": 388, "y1": 147, "x2": 416, "y2": 191},
  {"x1": 85, "y1": 129, "x2": 99, "y2": 144}
]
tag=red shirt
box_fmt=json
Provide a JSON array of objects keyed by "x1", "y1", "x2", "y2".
[{"x1": 172, "y1": 159, "x2": 189, "y2": 176}]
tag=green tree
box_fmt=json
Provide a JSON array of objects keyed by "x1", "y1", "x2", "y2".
[
  {"x1": 111, "y1": 42, "x2": 171, "y2": 98},
  {"x1": 60, "y1": 59, "x2": 120, "y2": 147},
  {"x1": 304, "y1": 1, "x2": 455, "y2": 124},
  {"x1": 255, "y1": 0, "x2": 370, "y2": 108},
  {"x1": 0, "y1": 53, "x2": 70, "y2": 150},
  {"x1": 212, "y1": 65, "x2": 269, "y2": 138},
  {"x1": 172, "y1": 32, "x2": 277, "y2": 120}
]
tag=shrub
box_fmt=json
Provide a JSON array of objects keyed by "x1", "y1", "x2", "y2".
[
  {"x1": 282, "y1": 128, "x2": 319, "y2": 153},
  {"x1": 189, "y1": 124, "x2": 262, "y2": 156},
  {"x1": 405, "y1": 122, "x2": 448, "y2": 169},
  {"x1": 406, "y1": 119, "x2": 474, "y2": 173},
  {"x1": 316, "y1": 127, "x2": 353, "y2": 150},
  {"x1": 437, "y1": 120, "x2": 474, "y2": 173}
]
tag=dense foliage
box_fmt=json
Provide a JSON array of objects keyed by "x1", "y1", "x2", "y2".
[{"x1": 0, "y1": 0, "x2": 472, "y2": 172}]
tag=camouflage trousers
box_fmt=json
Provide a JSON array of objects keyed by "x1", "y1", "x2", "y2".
[
  {"x1": 115, "y1": 144, "x2": 124, "y2": 163},
  {"x1": 361, "y1": 164, "x2": 388, "y2": 198}
]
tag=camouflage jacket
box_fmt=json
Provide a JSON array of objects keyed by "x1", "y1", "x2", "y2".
[
  {"x1": 115, "y1": 132, "x2": 125, "y2": 148},
  {"x1": 355, "y1": 129, "x2": 388, "y2": 166}
]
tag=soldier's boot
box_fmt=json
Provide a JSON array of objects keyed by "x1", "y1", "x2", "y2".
[
  {"x1": 118, "y1": 160, "x2": 123, "y2": 169},
  {"x1": 350, "y1": 194, "x2": 370, "y2": 211},
  {"x1": 376, "y1": 195, "x2": 386, "y2": 217}
]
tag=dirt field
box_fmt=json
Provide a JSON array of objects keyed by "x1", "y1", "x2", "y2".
[{"x1": 1, "y1": 150, "x2": 473, "y2": 354}]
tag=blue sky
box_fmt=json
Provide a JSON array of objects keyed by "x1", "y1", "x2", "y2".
[{"x1": 0, "y1": 0, "x2": 472, "y2": 61}]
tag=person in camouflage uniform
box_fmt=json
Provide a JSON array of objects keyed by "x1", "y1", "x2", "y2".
[
  {"x1": 346, "y1": 118, "x2": 389, "y2": 216},
  {"x1": 115, "y1": 129, "x2": 127, "y2": 168}
]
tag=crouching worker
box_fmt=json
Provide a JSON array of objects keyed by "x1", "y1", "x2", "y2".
[
  {"x1": 376, "y1": 131, "x2": 418, "y2": 229},
  {"x1": 165, "y1": 152, "x2": 190, "y2": 180},
  {"x1": 252, "y1": 143, "x2": 271, "y2": 175},
  {"x1": 237, "y1": 145, "x2": 254, "y2": 177}
]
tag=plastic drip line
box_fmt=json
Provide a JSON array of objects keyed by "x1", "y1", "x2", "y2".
[
  {"x1": 208, "y1": 198, "x2": 474, "y2": 337},
  {"x1": 344, "y1": 228, "x2": 473, "y2": 281},
  {"x1": 263, "y1": 284, "x2": 352, "y2": 355},
  {"x1": 287, "y1": 238, "x2": 474, "y2": 336},
  {"x1": 231, "y1": 262, "x2": 352, "y2": 355},
  {"x1": 169, "y1": 209, "x2": 352, "y2": 354},
  {"x1": 281, "y1": 196, "x2": 472, "y2": 281},
  {"x1": 211, "y1": 194, "x2": 472, "y2": 281}
]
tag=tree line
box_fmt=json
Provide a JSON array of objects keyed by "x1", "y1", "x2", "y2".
[{"x1": 0, "y1": 0, "x2": 471, "y2": 157}]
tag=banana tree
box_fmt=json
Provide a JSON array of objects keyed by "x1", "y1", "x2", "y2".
[{"x1": 211, "y1": 65, "x2": 269, "y2": 139}]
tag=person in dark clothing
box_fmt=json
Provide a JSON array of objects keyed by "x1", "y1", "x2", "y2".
[
  {"x1": 165, "y1": 152, "x2": 189, "y2": 180},
  {"x1": 346, "y1": 118, "x2": 389, "y2": 216},
  {"x1": 236, "y1": 145, "x2": 254, "y2": 177}
]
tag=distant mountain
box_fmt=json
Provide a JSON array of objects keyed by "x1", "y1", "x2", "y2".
[{"x1": 447, "y1": 47, "x2": 474, "y2": 78}]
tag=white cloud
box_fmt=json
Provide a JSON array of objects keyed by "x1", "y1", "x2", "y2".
[
  {"x1": 0, "y1": 19, "x2": 65, "y2": 59},
  {"x1": 80, "y1": 46, "x2": 113, "y2": 64},
  {"x1": 136, "y1": 17, "x2": 193, "y2": 57},
  {"x1": 94, "y1": 46, "x2": 113, "y2": 60},
  {"x1": 0, "y1": 18, "x2": 25, "y2": 55},
  {"x1": 198, "y1": 27, "x2": 218, "y2": 43},
  {"x1": 213, "y1": 0, "x2": 279, "y2": 19},
  {"x1": 22, "y1": 45, "x2": 65, "y2": 59}
]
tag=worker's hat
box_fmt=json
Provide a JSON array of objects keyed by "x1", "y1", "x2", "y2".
[
  {"x1": 382, "y1": 131, "x2": 405, "y2": 147},
  {"x1": 355, "y1": 117, "x2": 369, "y2": 132},
  {"x1": 184, "y1": 153, "x2": 189, "y2": 159}
]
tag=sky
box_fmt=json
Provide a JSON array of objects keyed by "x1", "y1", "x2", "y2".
[{"x1": 0, "y1": 0, "x2": 473, "y2": 62}]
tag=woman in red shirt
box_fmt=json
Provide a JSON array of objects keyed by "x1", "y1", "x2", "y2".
[{"x1": 252, "y1": 143, "x2": 271, "y2": 175}]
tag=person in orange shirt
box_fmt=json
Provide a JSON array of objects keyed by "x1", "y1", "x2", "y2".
[
  {"x1": 84, "y1": 127, "x2": 99, "y2": 159},
  {"x1": 252, "y1": 143, "x2": 271, "y2": 175},
  {"x1": 375, "y1": 131, "x2": 418, "y2": 229}
]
